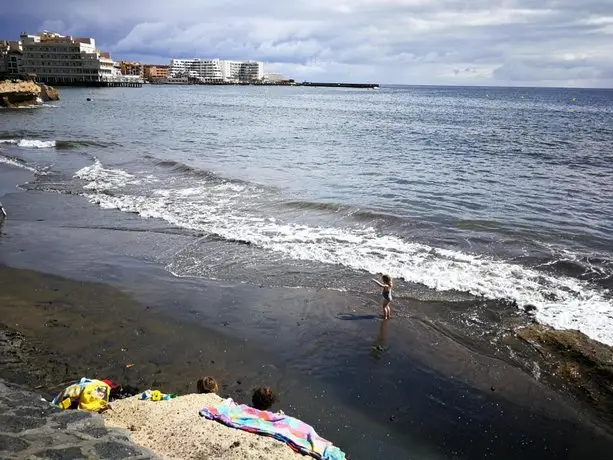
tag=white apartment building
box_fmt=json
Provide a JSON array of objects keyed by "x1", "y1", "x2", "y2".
[
  {"x1": 169, "y1": 58, "x2": 225, "y2": 82},
  {"x1": 169, "y1": 58, "x2": 263, "y2": 83},
  {"x1": 19, "y1": 32, "x2": 125, "y2": 85},
  {"x1": 227, "y1": 60, "x2": 264, "y2": 82}
]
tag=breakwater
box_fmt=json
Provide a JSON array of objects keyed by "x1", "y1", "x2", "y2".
[{"x1": 298, "y1": 82, "x2": 379, "y2": 89}]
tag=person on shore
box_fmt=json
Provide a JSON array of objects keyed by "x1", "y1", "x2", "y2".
[
  {"x1": 196, "y1": 376, "x2": 219, "y2": 394},
  {"x1": 372, "y1": 274, "x2": 393, "y2": 319},
  {"x1": 252, "y1": 387, "x2": 277, "y2": 411}
]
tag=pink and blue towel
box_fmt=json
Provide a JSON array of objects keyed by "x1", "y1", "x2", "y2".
[{"x1": 200, "y1": 399, "x2": 346, "y2": 460}]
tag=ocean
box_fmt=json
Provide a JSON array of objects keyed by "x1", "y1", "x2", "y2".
[
  {"x1": 2, "y1": 84, "x2": 612, "y2": 344},
  {"x1": 2, "y1": 84, "x2": 613, "y2": 459}
]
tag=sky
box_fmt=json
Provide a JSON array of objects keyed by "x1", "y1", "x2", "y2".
[{"x1": 2, "y1": 0, "x2": 613, "y2": 87}]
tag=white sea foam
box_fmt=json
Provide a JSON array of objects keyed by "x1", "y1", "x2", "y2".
[
  {"x1": 0, "y1": 154, "x2": 38, "y2": 173},
  {"x1": 73, "y1": 161, "x2": 613, "y2": 346},
  {"x1": 0, "y1": 139, "x2": 56, "y2": 148},
  {"x1": 75, "y1": 160, "x2": 143, "y2": 191}
]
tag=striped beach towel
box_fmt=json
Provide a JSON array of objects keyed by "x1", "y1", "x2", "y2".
[{"x1": 200, "y1": 399, "x2": 346, "y2": 460}]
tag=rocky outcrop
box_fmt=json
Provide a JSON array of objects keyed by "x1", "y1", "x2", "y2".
[
  {"x1": 0, "y1": 80, "x2": 59, "y2": 108},
  {"x1": 516, "y1": 324, "x2": 613, "y2": 425},
  {"x1": 0, "y1": 378, "x2": 158, "y2": 459},
  {"x1": 39, "y1": 83, "x2": 59, "y2": 102}
]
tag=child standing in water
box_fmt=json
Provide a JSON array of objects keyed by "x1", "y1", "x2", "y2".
[{"x1": 372, "y1": 274, "x2": 393, "y2": 319}]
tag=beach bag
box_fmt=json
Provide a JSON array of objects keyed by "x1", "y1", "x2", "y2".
[{"x1": 53, "y1": 378, "x2": 111, "y2": 412}]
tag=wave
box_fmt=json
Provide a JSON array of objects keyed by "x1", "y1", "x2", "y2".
[
  {"x1": 155, "y1": 159, "x2": 218, "y2": 181},
  {"x1": 74, "y1": 160, "x2": 146, "y2": 192},
  {"x1": 0, "y1": 138, "x2": 56, "y2": 148},
  {"x1": 72, "y1": 160, "x2": 613, "y2": 346},
  {"x1": 154, "y1": 159, "x2": 248, "y2": 185},
  {"x1": 56, "y1": 140, "x2": 112, "y2": 149},
  {"x1": 0, "y1": 138, "x2": 111, "y2": 150},
  {"x1": 534, "y1": 252, "x2": 613, "y2": 289},
  {"x1": 0, "y1": 154, "x2": 39, "y2": 173},
  {"x1": 0, "y1": 100, "x2": 57, "y2": 110},
  {"x1": 282, "y1": 200, "x2": 350, "y2": 213}
]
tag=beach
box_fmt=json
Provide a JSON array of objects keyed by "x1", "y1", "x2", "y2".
[
  {"x1": 1, "y1": 85, "x2": 613, "y2": 459},
  {"x1": 1, "y1": 166, "x2": 612, "y2": 459}
]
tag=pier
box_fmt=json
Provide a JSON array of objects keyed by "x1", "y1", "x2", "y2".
[
  {"x1": 298, "y1": 82, "x2": 379, "y2": 89},
  {"x1": 36, "y1": 76, "x2": 143, "y2": 88},
  {"x1": 98, "y1": 76, "x2": 143, "y2": 87}
]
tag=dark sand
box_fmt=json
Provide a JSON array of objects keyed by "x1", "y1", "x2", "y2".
[{"x1": 2, "y1": 164, "x2": 613, "y2": 459}]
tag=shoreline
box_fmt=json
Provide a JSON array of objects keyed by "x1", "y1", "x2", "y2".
[{"x1": 2, "y1": 163, "x2": 613, "y2": 458}]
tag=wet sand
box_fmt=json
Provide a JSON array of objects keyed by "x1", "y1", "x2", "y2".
[{"x1": 2, "y1": 165, "x2": 613, "y2": 459}]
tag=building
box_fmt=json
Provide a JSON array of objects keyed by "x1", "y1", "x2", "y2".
[
  {"x1": 18, "y1": 32, "x2": 141, "y2": 86},
  {"x1": 228, "y1": 61, "x2": 263, "y2": 82},
  {"x1": 262, "y1": 73, "x2": 286, "y2": 83},
  {"x1": 169, "y1": 58, "x2": 224, "y2": 82},
  {"x1": 143, "y1": 64, "x2": 168, "y2": 81},
  {"x1": 120, "y1": 61, "x2": 143, "y2": 77},
  {"x1": 168, "y1": 58, "x2": 263, "y2": 83},
  {"x1": 0, "y1": 40, "x2": 23, "y2": 76}
]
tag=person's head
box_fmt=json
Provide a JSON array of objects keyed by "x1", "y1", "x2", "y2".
[
  {"x1": 382, "y1": 274, "x2": 392, "y2": 287},
  {"x1": 252, "y1": 387, "x2": 277, "y2": 411},
  {"x1": 197, "y1": 376, "x2": 219, "y2": 394}
]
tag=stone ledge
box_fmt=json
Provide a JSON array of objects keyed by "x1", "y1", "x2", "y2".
[{"x1": 0, "y1": 379, "x2": 158, "y2": 459}]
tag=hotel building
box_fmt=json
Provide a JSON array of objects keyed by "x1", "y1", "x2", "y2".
[{"x1": 18, "y1": 32, "x2": 140, "y2": 85}]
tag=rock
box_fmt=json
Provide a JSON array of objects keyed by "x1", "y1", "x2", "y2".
[
  {"x1": 0, "y1": 80, "x2": 40, "y2": 107},
  {"x1": 523, "y1": 304, "x2": 537, "y2": 315},
  {"x1": 0, "y1": 434, "x2": 29, "y2": 452},
  {"x1": 39, "y1": 84, "x2": 60, "y2": 102},
  {"x1": 0, "y1": 79, "x2": 59, "y2": 107},
  {"x1": 516, "y1": 324, "x2": 613, "y2": 424}
]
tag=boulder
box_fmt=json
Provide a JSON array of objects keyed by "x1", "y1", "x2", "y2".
[
  {"x1": 39, "y1": 83, "x2": 60, "y2": 102},
  {"x1": 0, "y1": 80, "x2": 59, "y2": 107}
]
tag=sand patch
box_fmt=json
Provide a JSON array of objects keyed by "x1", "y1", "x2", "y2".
[{"x1": 103, "y1": 394, "x2": 303, "y2": 460}]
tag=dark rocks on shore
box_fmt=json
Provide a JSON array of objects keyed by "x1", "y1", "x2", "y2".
[
  {"x1": 516, "y1": 324, "x2": 613, "y2": 425},
  {"x1": 0, "y1": 378, "x2": 157, "y2": 459},
  {"x1": 0, "y1": 79, "x2": 60, "y2": 108}
]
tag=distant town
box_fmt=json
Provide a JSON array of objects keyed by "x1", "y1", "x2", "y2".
[
  {"x1": 1, "y1": 31, "x2": 378, "y2": 89},
  {"x1": 0, "y1": 31, "x2": 292, "y2": 87}
]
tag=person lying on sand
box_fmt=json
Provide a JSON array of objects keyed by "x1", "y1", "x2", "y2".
[{"x1": 197, "y1": 376, "x2": 219, "y2": 394}]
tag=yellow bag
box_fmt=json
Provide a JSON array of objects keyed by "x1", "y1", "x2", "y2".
[{"x1": 79, "y1": 381, "x2": 111, "y2": 412}]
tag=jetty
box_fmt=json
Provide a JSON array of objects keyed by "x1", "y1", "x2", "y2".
[
  {"x1": 51, "y1": 76, "x2": 143, "y2": 88},
  {"x1": 97, "y1": 77, "x2": 143, "y2": 88},
  {"x1": 298, "y1": 82, "x2": 379, "y2": 89}
]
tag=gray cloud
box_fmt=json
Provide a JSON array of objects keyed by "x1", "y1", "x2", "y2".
[{"x1": 2, "y1": 0, "x2": 612, "y2": 86}]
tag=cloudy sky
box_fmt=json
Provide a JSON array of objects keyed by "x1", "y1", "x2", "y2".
[{"x1": 2, "y1": 0, "x2": 613, "y2": 87}]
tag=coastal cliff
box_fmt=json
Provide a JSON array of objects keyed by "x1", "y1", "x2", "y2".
[{"x1": 0, "y1": 79, "x2": 59, "y2": 108}]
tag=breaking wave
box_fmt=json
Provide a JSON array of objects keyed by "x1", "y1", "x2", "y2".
[
  {"x1": 72, "y1": 160, "x2": 613, "y2": 346},
  {"x1": 0, "y1": 139, "x2": 56, "y2": 148},
  {"x1": 154, "y1": 159, "x2": 251, "y2": 185},
  {"x1": 0, "y1": 138, "x2": 111, "y2": 150},
  {"x1": 0, "y1": 154, "x2": 39, "y2": 173}
]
